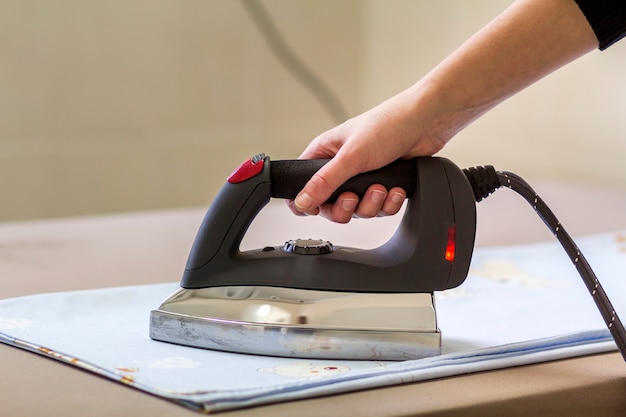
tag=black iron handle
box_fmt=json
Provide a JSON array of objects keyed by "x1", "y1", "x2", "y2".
[{"x1": 270, "y1": 159, "x2": 417, "y2": 201}]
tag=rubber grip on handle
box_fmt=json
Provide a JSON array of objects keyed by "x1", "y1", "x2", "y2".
[{"x1": 270, "y1": 159, "x2": 417, "y2": 202}]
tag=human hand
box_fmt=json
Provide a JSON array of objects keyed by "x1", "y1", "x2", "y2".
[{"x1": 288, "y1": 88, "x2": 447, "y2": 223}]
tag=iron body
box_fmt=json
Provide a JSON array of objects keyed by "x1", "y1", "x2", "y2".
[{"x1": 150, "y1": 155, "x2": 477, "y2": 360}]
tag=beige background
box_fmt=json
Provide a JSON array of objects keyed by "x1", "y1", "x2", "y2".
[{"x1": 2, "y1": 0, "x2": 625, "y2": 221}]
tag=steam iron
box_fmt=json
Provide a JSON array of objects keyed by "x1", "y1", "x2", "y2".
[{"x1": 150, "y1": 154, "x2": 477, "y2": 360}]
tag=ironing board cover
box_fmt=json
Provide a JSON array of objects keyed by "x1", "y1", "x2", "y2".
[{"x1": 0, "y1": 231, "x2": 624, "y2": 413}]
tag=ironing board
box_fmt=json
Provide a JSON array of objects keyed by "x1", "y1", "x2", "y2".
[{"x1": 1, "y1": 181, "x2": 626, "y2": 417}]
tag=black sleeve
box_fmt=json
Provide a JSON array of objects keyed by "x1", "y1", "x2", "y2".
[{"x1": 573, "y1": 0, "x2": 626, "y2": 50}]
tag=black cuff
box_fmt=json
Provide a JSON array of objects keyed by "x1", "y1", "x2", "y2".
[{"x1": 573, "y1": 0, "x2": 626, "y2": 50}]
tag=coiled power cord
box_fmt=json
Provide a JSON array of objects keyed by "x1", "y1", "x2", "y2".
[{"x1": 464, "y1": 165, "x2": 626, "y2": 362}]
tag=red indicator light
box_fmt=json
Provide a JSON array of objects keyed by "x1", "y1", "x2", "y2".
[{"x1": 445, "y1": 224, "x2": 456, "y2": 262}]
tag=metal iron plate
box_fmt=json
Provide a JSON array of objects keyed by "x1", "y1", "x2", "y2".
[{"x1": 149, "y1": 286, "x2": 441, "y2": 360}]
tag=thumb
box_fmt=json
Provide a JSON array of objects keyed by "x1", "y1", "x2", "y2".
[{"x1": 293, "y1": 157, "x2": 357, "y2": 214}]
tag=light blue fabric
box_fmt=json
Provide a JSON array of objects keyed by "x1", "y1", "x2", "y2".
[{"x1": 0, "y1": 232, "x2": 624, "y2": 413}]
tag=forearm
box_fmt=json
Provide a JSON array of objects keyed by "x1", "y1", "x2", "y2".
[
  {"x1": 407, "y1": 0, "x2": 599, "y2": 145},
  {"x1": 293, "y1": 0, "x2": 601, "y2": 219}
]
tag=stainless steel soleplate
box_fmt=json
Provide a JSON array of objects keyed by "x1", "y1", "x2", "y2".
[{"x1": 149, "y1": 286, "x2": 441, "y2": 361}]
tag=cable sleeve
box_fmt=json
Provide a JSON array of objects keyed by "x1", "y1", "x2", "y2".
[{"x1": 463, "y1": 165, "x2": 501, "y2": 202}]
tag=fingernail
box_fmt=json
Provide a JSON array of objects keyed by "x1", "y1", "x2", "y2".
[
  {"x1": 295, "y1": 192, "x2": 313, "y2": 210},
  {"x1": 391, "y1": 192, "x2": 405, "y2": 204},
  {"x1": 371, "y1": 190, "x2": 386, "y2": 204},
  {"x1": 341, "y1": 198, "x2": 358, "y2": 211}
]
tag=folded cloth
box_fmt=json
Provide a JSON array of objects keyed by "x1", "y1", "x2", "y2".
[{"x1": 1, "y1": 231, "x2": 624, "y2": 413}]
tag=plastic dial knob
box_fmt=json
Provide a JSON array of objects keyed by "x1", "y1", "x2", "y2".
[{"x1": 282, "y1": 239, "x2": 334, "y2": 255}]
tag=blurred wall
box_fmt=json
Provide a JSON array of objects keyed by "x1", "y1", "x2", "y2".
[
  {"x1": 1, "y1": 0, "x2": 625, "y2": 221},
  {"x1": 0, "y1": 0, "x2": 361, "y2": 220}
]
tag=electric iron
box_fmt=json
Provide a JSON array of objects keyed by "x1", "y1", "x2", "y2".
[{"x1": 150, "y1": 154, "x2": 477, "y2": 360}]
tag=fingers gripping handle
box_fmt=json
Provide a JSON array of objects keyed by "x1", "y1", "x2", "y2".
[{"x1": 270, "y1": 159, "x2": 417, "y2": 201}]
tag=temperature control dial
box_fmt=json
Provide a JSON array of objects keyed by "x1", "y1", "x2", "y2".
[{"x1": 282, "y1": 239, "x2": 334, "y2": 255}]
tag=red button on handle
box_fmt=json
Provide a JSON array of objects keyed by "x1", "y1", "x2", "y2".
[{"x1": 227, "y1": 155, "x2": 265, "y2": 183}]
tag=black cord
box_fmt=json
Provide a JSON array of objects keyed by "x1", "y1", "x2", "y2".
[
  {"x1": 464, "y1": 165, "x2": 626, "y2": 362},
  {"x1": 239, "y1": 0, "x2": 350, "y2": 125}
]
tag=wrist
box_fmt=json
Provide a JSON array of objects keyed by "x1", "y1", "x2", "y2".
[{"x1": 400, "y1": 78, "x2": 485, "y2": 153}]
